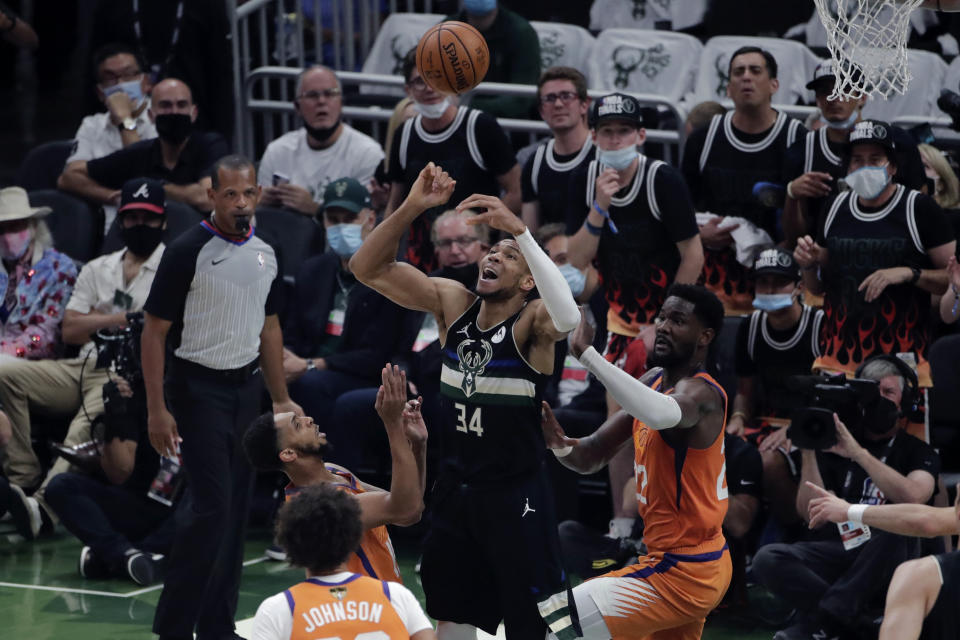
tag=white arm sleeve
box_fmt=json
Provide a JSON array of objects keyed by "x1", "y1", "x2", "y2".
[
  {"x1": 579, "y1": 346, "x2": 682, "y2": 429},
  {"x1": 250, "y1": 593, "x2": 294, "y2": 640},
  {"x1": 514, "y1": 229, "x2": 581, "y2": 333},
  {"x1": 388, "y1": 582, "x2": 435, "y2": 634}
]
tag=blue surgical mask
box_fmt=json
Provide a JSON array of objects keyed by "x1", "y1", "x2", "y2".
[
  {"x1": 558, "y1": 263, "x2": 586, "y2": 298},
  {"x1": 327, "y1": 223, "x2": 364, "y2": 257},
  {"x1": 597, "y1": 146, "x2": 637, "y2": 171},
  {"x1": 825, "y1": 110, "x2": 859, "y2": 130},
  {"x1": 753, "y1": 293, "x2": 795, "y2": 312},
  {"x1": 102, "y1": 77, "x2": 145, "y2": 108},
  {"x1": 845, "y1": 164, "x2": 890, "y2": 199},
  {"x1": 464, "y1": 0, "x2": 497, "y2": 15}
]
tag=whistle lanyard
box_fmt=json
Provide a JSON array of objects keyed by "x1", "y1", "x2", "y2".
[
  {"x1": 132, "y1": 0, "x2": 185, "y2": 81},
  {"x1": 840, "y1": 435, "x2": 895, "y2": 503}
]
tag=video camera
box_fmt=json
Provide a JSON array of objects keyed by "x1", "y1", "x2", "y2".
[
  {"x1": 93, "y1": 311, "x2": 146, "y2": 442},
  {"x1": 786, "y1": 372, "x2": 900, "y2": 450}
]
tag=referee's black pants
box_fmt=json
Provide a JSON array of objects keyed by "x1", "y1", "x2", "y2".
[{"x1": 153, "y1": 363, "x2": 262, "y2": 640}]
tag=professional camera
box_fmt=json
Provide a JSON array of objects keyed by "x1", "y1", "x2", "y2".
[
  {"x1": 786, "y1": 372, "x2": 899, "y2": 450},
  {"x1": 93, "y1": 311, "x2": 146, "y2": 442}
]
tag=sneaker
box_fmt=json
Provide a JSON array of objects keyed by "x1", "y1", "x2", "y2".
[
  {"x1": 265, "y1": 543, "x2": 287, "y2": 562},
  {"x1": 8, "y1": 483, "x2": 43, "y2": 540},
  {"x1": 123, "y1": 549, "x2": 160, "y2": 586},
  {"x1": 78, "y1": 546, "x2": 111, "y2": 580}
]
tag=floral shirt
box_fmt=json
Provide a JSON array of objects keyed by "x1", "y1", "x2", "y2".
[{"x1": 0, "y1": 247, "x2": 77, "y2": 359}]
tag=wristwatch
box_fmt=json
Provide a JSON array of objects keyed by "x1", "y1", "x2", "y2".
[
  {"x1": 305, "y1": 359, "x2": 316, "y2": 371},
  {"x1": 118, "y1": 117, "x2": 137, "y2": 132},
  {"x1": 908, "y1": 266, "x2": 921, "y2": 285}
]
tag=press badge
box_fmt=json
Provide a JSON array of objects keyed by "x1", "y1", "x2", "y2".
[
  {"x1": 113, "y1": 289, "x2": 133, "y2": 310},
  {"x1": 838, "y1": 520, "x2": 871, "y2": 550}
]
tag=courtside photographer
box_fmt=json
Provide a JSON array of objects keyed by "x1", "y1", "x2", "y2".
[{"x1": 752, "y1": 355, "x2": 941, "y2": 640}]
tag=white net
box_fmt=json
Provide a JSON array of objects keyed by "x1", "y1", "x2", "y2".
[{"x1": 813, "y1": 0, "x2": 923, "y2": 100}]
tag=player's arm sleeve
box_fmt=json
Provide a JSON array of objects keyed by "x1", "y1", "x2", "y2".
[
  {"x1": 733, "y1": 315, "x2": 757, "y2": 376},
  {"x1": 250, "y1": 593, "x2": 294, "y2": 640},
  {"x1": 515, "y1": 229, "x2": 580, "y2": 332},
  {"x1": 143, "y1": 243, "x2": 199, "y2": 321},
  {"x1": 578, "y1": 347, "x2": 682, "y2": 429},
  {"x1": 476, "y1": 113, "x2": 519, "y2": 177},
  {"x1": 654, "y1": 165, "x2": 699, "y2": 241},
  {"x1": 915, "y1": 195, "x2": 956, "y2": 252},
  {"x1": 521, "y1": 151, "x2": 537, "y2": 203},
  {"x1": 389, "y1": 583, "x2": 435, "y2": 635}
]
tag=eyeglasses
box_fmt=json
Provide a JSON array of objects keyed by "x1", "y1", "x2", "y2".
[
  {"x1": 539, "y1": 91, "x2": 580, "y2": 106},
  {"x1": 99, "y1": 70, "x2": 143, "y2": 88},
  {"x1": 435, "y1": 236, "x2": 479, "y2": 250},
  {"x1": 299, "y1": 88, "x2": 342, "y2": 101},
  {"x1": 406, "y1": 77, "x2": 428, "y2": 91}
]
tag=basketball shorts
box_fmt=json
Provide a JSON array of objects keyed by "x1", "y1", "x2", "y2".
[
  {"x1": 540, "y1": 545, "x2": 731, "y2": 640},
  {"x1": 922, "y1": 550, "x2": 960, "y2": 640},
  {"x1": 420, "y1": 466, "x2": 566, "y2": 638}
]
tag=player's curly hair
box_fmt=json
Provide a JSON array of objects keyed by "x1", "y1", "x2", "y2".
[
  {"x1": 664, "y1": 283, "x2": 724, "y2": 340},
  {"x1": 243, "y1": 412, "x2": 283, "y2": 471},
  {"x1": 276, "y1": 484, "x2": 363, "y2": 575}
]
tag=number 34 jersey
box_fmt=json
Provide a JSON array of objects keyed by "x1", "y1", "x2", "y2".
[
  {"x1": 439, "y1": 298, "x2": 549, "y2": 483},
  {"x1": 633, "y1": 370, "x2": 729, "y2": 555}
]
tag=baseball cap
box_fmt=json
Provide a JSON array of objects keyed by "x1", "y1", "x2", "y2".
[
  {"x1": 321, "y1": 177, "x2": 372, "y2": 214},
  {"x1": 753, "y1": 247, "x2": 800, "y2": 281},
  {"x1": 590, "y1": 93, "x2": 644, "y2": 129},
  {"x1": 846, "y1": 119, "x2": 896, "y2": 154},
  {"x1": 118, "y1": 177, "x2": 166, "y2": 215},
  {"x1": 806, "y1": 61, "x2": 837, "y2": 91}
]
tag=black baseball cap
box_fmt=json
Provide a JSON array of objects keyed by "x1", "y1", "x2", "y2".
[
  {"x1": 322, "y1": 177, "x2": 372, "y2": 214},
  {"x1": 806, "y1": 61, "x2": 837, "y2": 91},
  {"x1": 590, "y1": 93, "x2": 644, "y2": 129},
  {"x1": 118, "y1": 177, "x2": 166, "y2": 215},
  {"x1": 846, "y1": 119, "x2": 896, "y2": 154},
  {"x1": 753, "y1": 247, "x2": 800, "y2": 281}
]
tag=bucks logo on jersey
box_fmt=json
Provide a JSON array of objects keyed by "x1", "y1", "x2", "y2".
[{"x1": 456, "y1": 336, "x2": 493, "y2": 397}]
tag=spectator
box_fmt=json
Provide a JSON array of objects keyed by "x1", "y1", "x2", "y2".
[
  {"x1": 682, "y1": 46, "x2": 806, "y2": 316},
  {"x1": 720, "y1": 433, "x2": 763, "y2": 608},
  {"x1": 445, "y1": 0, "x2": 541, "y2": 119},
  {"x1": 0, "y1": 187, "x2": 78, "y2": 360},
  {"x1": 283, "y1": 178, "x2": 409, "y2": 445},
  {"x1": 918, "y1": 143, "x2": 960, "y2": 210},
  {"x1": 522, "y1": 67, "x2": 594, "y2": 232},
  {"x1": 684, "y1": 100, "x2": 726, "y2": 137},
  {"x1": 44, "y1": 376, "x2": 177, "y2": 586},
  {"x1": 65, "y1": 43, "x2": 157, "y2": 173},
  {"x1": 371, "y1": 97, "x2": 417, "y2": 214},
  {"x1": 257, "y1": 66, "x2": 384, "y2": 216},
  {"x1": 89, "y1": 0, "x2": 234, "y2": 141},
  {"x1": 384, "y1": 48, "x2": 520, "y2": 273},
  {"x1": 58, "y1": 78, "x2": 228, "y2": 220},
  {"x1": 1, "y1": 178, "x2": 166, "y2": 540},
  {"x1": 753, "y1": 356, "x2": 940, "y2": 640},
  {"x1": 566, "y1": 93, "x2": 703, "y2": 537},
  {"x1": 795, "y1": 120, "x2": 954, "y2": 387},
  {"x1": 783, "y1": 62, "x2": 927, "y2": 248},
  {"x1": 243, "y1": 364, "x2": 427, "y2": 582}
]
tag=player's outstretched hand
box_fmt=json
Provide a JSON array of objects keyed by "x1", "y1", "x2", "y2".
[
  {"x1": 375, "y1": 363, "x2": 408, "y2": 430},
  {"x1": 805, "y1": 481, "x2": 850, "y2": 529},
  {"x1": 402, "y1": 395, "x2": 428, "y2": 448},
  {"x1": 457, "y1": 194, "x2": 525, "y2": 236},
  {"x1": 406, "y1": 162, "x2": 456, "y2": 213},
  {"x1": 540, "y1": 401, "x2": 579, "y2": 451},
  {"x1": 569, "y1": 307, "x2": 594, "y2": 359}
]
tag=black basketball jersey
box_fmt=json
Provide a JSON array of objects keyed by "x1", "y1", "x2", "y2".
[
  {"x1": 568, "y1": 154, "x2": 699, "y2": 337},
  {"x1": 387, "y1": 106, "x2": 516, "y2": 272},
  {"x1": 521, "y1": 137, "x2": 595, "y2": 226},
  {"x1": 816, "y1": 185, "x2": 953, "y2": 382},
  {"x1": 439, "y1": 298, "x2": 549, "y2": 482},
  {"x1": 736, "y1": 305, "x2": 824, "y2": 418}
]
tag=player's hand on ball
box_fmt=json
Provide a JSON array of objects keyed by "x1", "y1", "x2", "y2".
[
  {"x1": 540, "y1": 401, "x2": 578, "y2": 452},
  {"x1": 458, "y1": 194, "x2": 525, "y2": 236},
  {"x1": 569, "y1": 307, "x2": 595, "y2": 359},
  {"x1": 407, "y1": 162, "x2": 456, "y2": 212}
]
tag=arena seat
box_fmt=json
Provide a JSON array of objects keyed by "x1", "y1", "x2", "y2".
[
  {"x1": 692, "y1": 36, "x2": 822, "y2": 107},
  {"x1": 253, "y1": 206, "x2": 322, "y2": 281},
  {"x1": 862, "y1": 49, "x2": 948, "y2": 123},
  {"x1": 16, "y1": 140, "x2": 75, "y2": 192},
  {"x1": 28, "y1": 189, "x2": 103, "y2": 264},
  {"x1": 359, "y1": 12, "x2": 444, "y2": 99},
  {"x1": 101, "y1": 199, "x2": 205, "y2": 255},
  {"x1": 588, "y1": 0, "x2": 707, "y2": 32},
  {"x1": 589, "y1": 28, "x2": 702, "y2": 103},
  {"x1": 530, "y1": 21, "x2": 596, "y2": 82}
]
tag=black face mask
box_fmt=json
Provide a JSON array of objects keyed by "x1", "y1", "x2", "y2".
[
  {"x1": 121, "y1": 224, "x2": 164, "y2": 257},
  {"x1": 155, "y1": 113, "x2": 193, "y2": 145},
  {"x1": 304, "y1": 118, "x2": 341, "y2": 143}
]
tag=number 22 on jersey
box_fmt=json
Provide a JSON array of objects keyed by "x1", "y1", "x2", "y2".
[{"x1": 634, "y1": 439, "x2": 728, "y2": 504}]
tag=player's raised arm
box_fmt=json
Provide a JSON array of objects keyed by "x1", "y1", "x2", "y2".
[
  {"x1": 350, "y1": 163, "x2": 462, "y2": 316},
  {"x1": 540, "y1": 400, "x2": 635, "y2": 475},
  {"x1": 458, "y1": 193, "x2": 580, "y2": 336}
]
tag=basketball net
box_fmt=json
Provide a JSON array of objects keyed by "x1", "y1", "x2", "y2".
[{"x1": 813, "y1": 0, "x2": 923, "y2": 100}]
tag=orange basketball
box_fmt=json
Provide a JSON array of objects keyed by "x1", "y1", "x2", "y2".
[{"x1": 415, "y1": 21, "x2": 489, "y2": 95}]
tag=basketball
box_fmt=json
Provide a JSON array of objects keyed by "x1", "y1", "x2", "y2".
[{"x1": 415, "y1": 21, "x2": 489, "y2": 95}]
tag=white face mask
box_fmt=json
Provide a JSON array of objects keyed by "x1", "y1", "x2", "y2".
[
  {"x1": 414, "y1": 98, "x2": 450, "y2": 119},
  {"x1": 825, "y1": 109, "x2": 859, "y2": 130},
  {"x1": 845, "y1": 164, "x2": 890, "y2": 200}
]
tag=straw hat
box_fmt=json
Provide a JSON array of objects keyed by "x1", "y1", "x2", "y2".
[{"x1": 0, "y1": 187, "x2": 51, "y2": 223}]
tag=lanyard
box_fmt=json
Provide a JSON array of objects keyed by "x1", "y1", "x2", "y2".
[
  {"x1": 841, "y1": 435, "x2": 896, "y2": 503},
  {"x1": 132, "y1": 0, "x2": 185, "y2": 81}
]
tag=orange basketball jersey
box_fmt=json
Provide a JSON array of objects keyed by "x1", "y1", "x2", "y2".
[
  {"x1": 633, "y1": 370, "x2": 729, "y2": 555},
  {"x1": 285, "y1": 574, "x2": 409, "y2": 640},
  {"x1": 286, "y1": 466, "x2": 402, "y2": 583}
]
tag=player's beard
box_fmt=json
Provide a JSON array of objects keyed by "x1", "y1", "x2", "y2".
[
  {"x1": 473, "y1": 283, "x2": 514, "y2": 302},
  {"x1": 297, "y1": 441, "x2": 333, "y2": 460},
  {"x1": 646, "y1": 339, "x2": 695, "y2": 369}
]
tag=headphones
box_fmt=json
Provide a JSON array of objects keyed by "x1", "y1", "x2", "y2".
[{"x1": 854, "y1": 354, "x2": 920, "y2": 417}]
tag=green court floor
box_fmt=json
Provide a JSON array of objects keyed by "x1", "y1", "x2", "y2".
[{"x1": 0, "y1": 524, "x2": 773, "y2": 640}]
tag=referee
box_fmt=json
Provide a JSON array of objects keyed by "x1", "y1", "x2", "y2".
[{"x1": 142, "y1": 154, "x2": 302, "y2": 640}]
